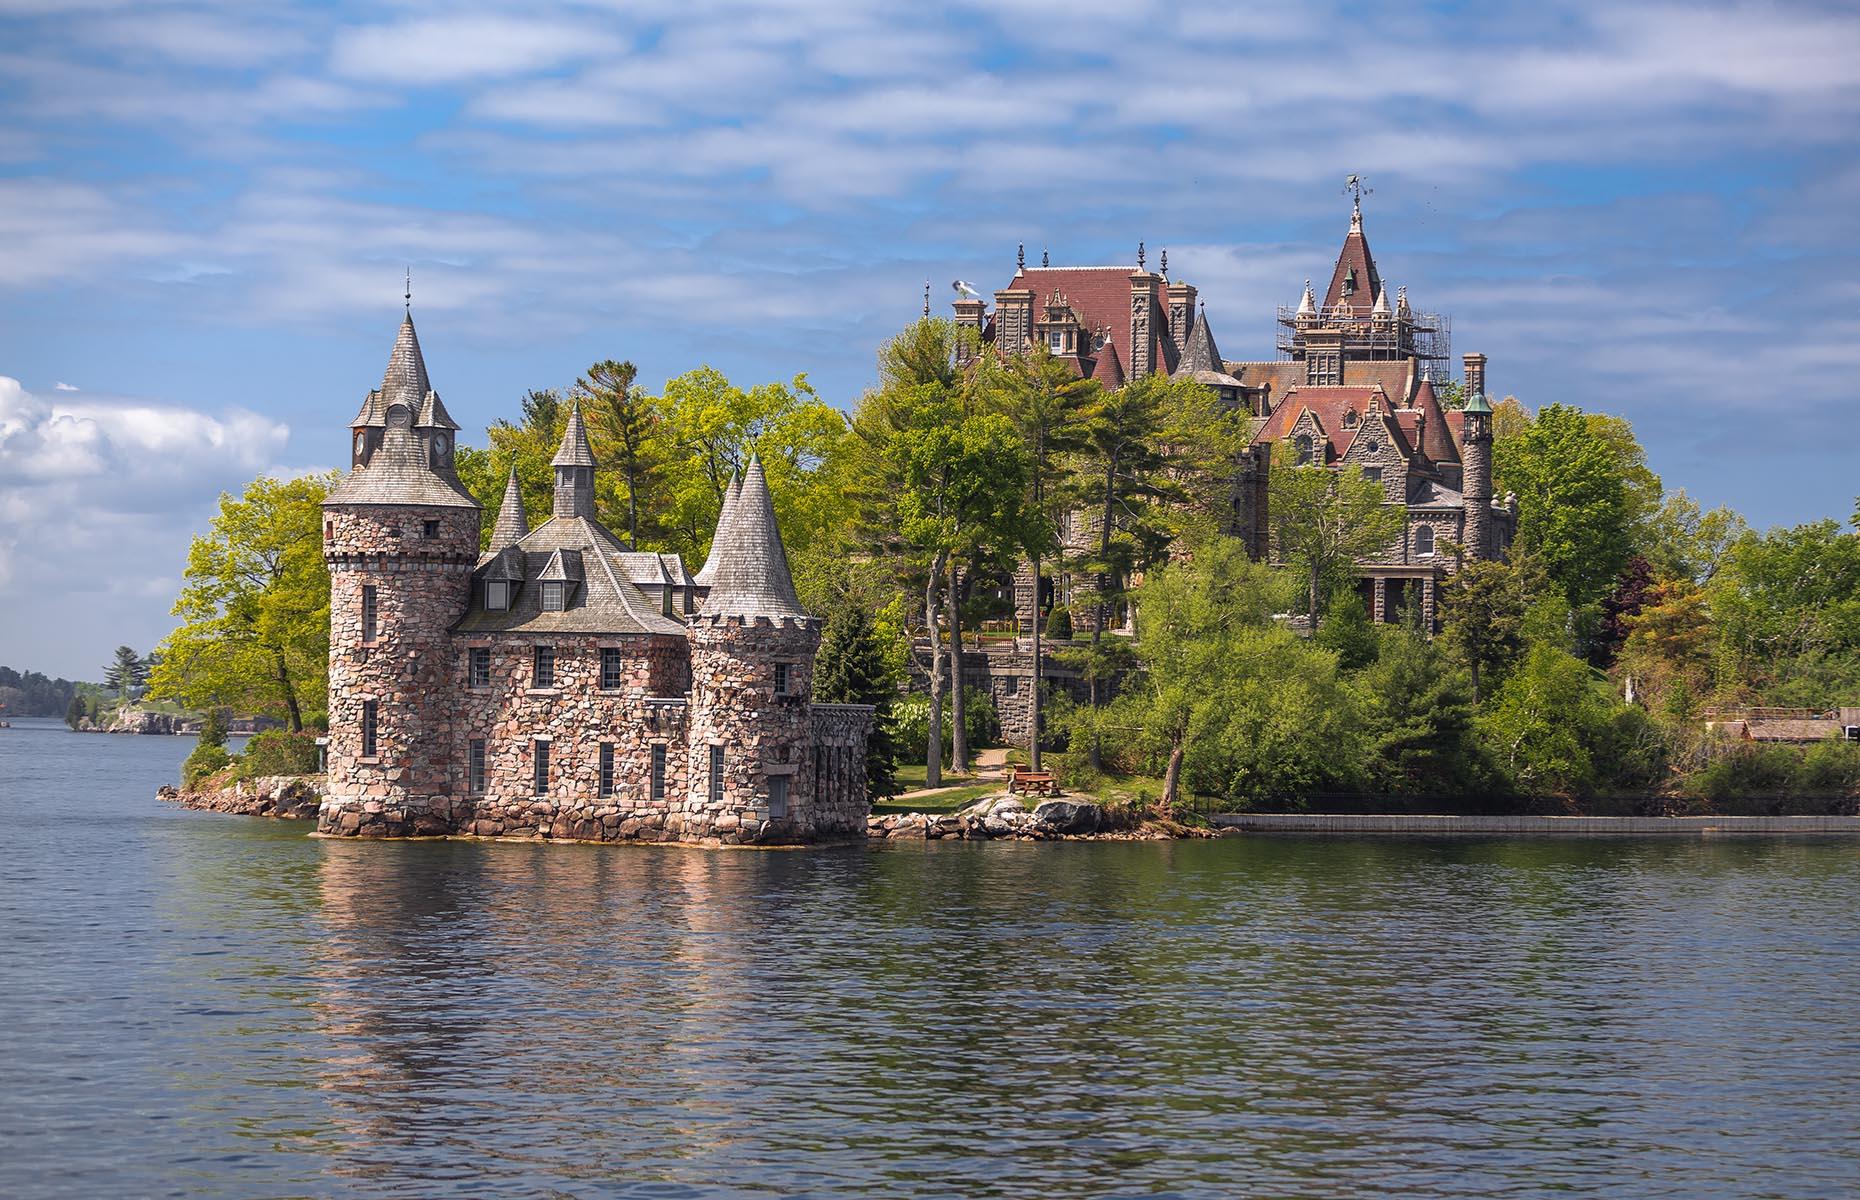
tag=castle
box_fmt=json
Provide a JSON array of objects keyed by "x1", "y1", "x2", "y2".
[
  {"x1": 954, "y1": 197, "x2": 1514, "y2": 645},
  {"x1": 316, "y1": 312, "x2": 872, "y2": 845}
]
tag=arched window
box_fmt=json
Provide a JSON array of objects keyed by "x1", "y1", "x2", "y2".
[
  {"x1": 1416, "y1": 525, "x2": 1436, "y2": 558},
  {"x1": 1294, "y1": 434, "x2": 1313, "y2": 466}
]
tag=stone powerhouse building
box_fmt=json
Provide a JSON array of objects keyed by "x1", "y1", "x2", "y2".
[{"x1": 318, "y1": 312, "x2": 872, "y2": 846}]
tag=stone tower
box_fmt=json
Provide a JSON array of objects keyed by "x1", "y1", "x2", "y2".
[
  {"x1": 1460, "y1": 353, "x2": 1494, "y2": 563},
  {"x1": 684, "y1": 455, "x2": 831, "y2": 841},
  {"x1": 320, "y1": 311, "x2": 482, "y2": 837}
]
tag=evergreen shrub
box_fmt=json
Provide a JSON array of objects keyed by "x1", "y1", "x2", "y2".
[{"x1": 236, "y1": 730, "x2": 322, "y2": 779}]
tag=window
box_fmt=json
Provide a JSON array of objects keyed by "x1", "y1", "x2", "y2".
[
  {"x1": 423, "y1": 519, "x2": 439, "y2": 538},
  {"x1": 361, "y1": 700, "x2": 377, "y2": 758},
  {"x1": 601, "y1": 647, "x2": 624, "y2": 690},
  {"x1": 767, "y1": 774, "x2": 789, "y2": 820},
  {"x1": 469, "y1": 647, "x2": 491, "y2": 688},
  {"x1": 1048, "y1": 329, "x2": 1066, "y2": 352},
  {"x1": 533, "y1": 645, "x2": 555, "y2": 688},
  {"x1": 1003, "y1": 675, "x2": 1019, "y2": 695},
  {"x1": 541, "y1": 581, "x2": 565, "y2": 612},
  {"x1": 1416, "y1": 525, "x2": 1436, "y2": 558},
  {"x1": 468, "y1": 739, "x2": 486, "y2": 794},
  {"x1": 774, "y1": 662, "x2": 792, "y2": 695},
  {"x1": 361, "y1": 585, "x2": 377, "y2": 643},
  {"x1": 709, "y1": 744, "x2": 725, "y2": 805},
  {"x1": 1343, "y1": 410, "x2": 1359, "y2": 428},
  {"x1": 533, "y1": 740, "x2": 550, "y2": 796},
  {"x1": 598, "y1": 743, "x2": 615, "y2": 797},
  {"x1": 1294, "y1": 434, "x2": 1314, "y2": 466},
  {"x1": 1363, "y1": 466, "x2": 1383, "y2": 484},
  {"x1": 486, "y1": 580, "x2": 510, "y2": 611},
  {"x1": 1365, "y1": 439, "x2": 1380, "y2": 455},
  {"x1": 651, "y1": 744, "x2": 667, "y2": 801}
]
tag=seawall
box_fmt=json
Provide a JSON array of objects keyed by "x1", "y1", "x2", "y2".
[{"x1": 1214, "y1": 813, "x2": 1860, "y2": 836}]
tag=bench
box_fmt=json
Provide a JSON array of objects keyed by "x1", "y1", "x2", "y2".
[{"x1": 1009, "y1": 768, "x2": 1058, "y2": 796}]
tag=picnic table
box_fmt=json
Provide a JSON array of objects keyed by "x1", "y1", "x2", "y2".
[{"x1": 1009, "y1": 768, "x2": 1058, "y2": 796}]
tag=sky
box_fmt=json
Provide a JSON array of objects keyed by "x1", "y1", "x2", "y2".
[{"x1": 2, "y1": 0, "x2": 1858, "y2": 680}]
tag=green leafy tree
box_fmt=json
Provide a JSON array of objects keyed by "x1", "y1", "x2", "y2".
[
  {"x1": 1315, "y1": 590, "x2": 1379, "y2": 670},
  {"x1": 1439, "y1": 554, "x2": 1551, "y2": 703},
  {"x1": 813, "y1": 593, "x2": 902, "y2": 799},
  {"x1": 103, "y1": 645, "x2": 145, "y2": 702},
  {"x1": 150, "y1": 473, "x2": 336, "y2": 732},
  {"x1": 457, "y1": 388, "x2": 569, "y2": 545},
  {"x1": 1496, "y1": 403, "x2": 1632, "y2": 613},
  {"x1": 182, "y1": 706, "x2": 232, "y2": 788},
  {"x1": 984, "y1": 342, "x2": 1095, "y2": 770},
  {"x1": 1707, "y1": 518, "x2": 1860, "y2": 696},
  {"x1": 64, "y1": 694, "x2": 85, "y2": 730},
  {"x1": 1355, "y1": 626, "x2": 1490, "y2": 795},
  {"x1": 1266, "y1": 448, "x2": 1403, "y2": 634},
  {"x1": 1477, "y1": 643, "x2": 1618, "y2": 796},
  {"x1": 1645, "y1": 488, "x2": 1747, "y2": 584}
]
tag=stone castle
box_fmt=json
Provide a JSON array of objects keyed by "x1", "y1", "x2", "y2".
[
  {"x1": 949, "y1": 198, "x2": 1517, "y2": 741},
  {"x1": 316, "y1": 313, "x2": 872, "y2": 845}
]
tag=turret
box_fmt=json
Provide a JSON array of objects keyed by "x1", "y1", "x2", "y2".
[
  {"x1": 551, "y1": 402, "x2": 597, "y2": 521},
  {"x1": 686, "y1": 456, "x2": 832, "y2": 841},
  {"x1": 1460, "y1": 364, "x2": 1494, "y2": 562},
  {"x1": 320, "y1": 310, "x2": 481, "y2": 836}
]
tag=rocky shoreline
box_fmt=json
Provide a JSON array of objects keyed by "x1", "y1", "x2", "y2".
[
  {"x1": 157, "y1": 775, "x2": 324, "y2": 820},
  {"x1": 158, "y1": 777, "x2": 1202, "y2": 842}
]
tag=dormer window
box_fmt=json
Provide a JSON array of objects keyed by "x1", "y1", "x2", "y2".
[
  {"x1": 541, "y1": 581, "x2": 565, "y2": 612},
  {"x1": 1343, "y1": 411, "x2": 1359, "y2": 428},
  {"x1": 486, "y1": 580, "x2": 510, "y2": 611},
  {"x1": 1048, "y1": 329, "x2": 1066, "y2": 353}
]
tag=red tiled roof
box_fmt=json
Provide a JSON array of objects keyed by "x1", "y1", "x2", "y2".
[
  {"x1": 1000, "y1": 266, "x2": 1176, "y2": 385},
  {"x1": 1253, "y1": 386, "x2": 1387, "y2": 455},
  {"x1": 1408, "y1": 378, "x2": 1458, "y2": 465},
  {"x1": 1324, "y1": 219, "x2": 1384, "y2": 314},
  {"x1": 1090, "y1": 338, "x2": 1125, "y2": 389}
]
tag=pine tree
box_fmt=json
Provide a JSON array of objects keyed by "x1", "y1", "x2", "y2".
[
  {"x1": 814, "y1": 598, "x2": 900, "y2": 799},
  {"x1": 64, "y1": 694, "x2": 85, "y2": 730},
  {"x1": 103, "y1": 645, "x2": 144, "y2": 702}
]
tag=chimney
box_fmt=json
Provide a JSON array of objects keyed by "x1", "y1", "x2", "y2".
[
  {"x1": 1463, "y1": 352, "x2": 1487, "y2": 398},
  {"x1": 994, "y1": 286, "x2": 1034, "y2": 353},
  {"x1": 952, "y1": 298, "x2": 986, "y2": 364},
  {"x1": 1128, "y1": 270, "x2": 1163, "y2": 379},
  {"x1": 1166, "y1": 280, "x2": 1198, "y2": 358}
]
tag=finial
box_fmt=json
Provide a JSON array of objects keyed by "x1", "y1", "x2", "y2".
[
  {"x1": 1137, "y1": 241, "x2": 1145, "y2": 270},
  {"x1": 1017, "y1": 242, "x2": 1025, "y2": 271},
  {"x1": 1041, "y1": 246, "x2": 1049, "y2": 268},
  {"x1": 923, "y1": 279, "x2": 931, "y2": 319},
  {"x1": 1159, "y1": 248, "x2": 1168, "y2": 277},
  {"x1": 404, "y1": 265, "x2": 411, "y2": 311}
]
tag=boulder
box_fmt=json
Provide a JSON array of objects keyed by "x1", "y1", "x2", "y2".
[{"x1": 1031, "y1": 799, "x2": 1102, "y2": 835}]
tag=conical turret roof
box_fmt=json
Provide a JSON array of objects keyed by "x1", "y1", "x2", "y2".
[
  {"x1": 693, "y1": 472, "x2": 741, "y2": 587},
  {"x1": 1324, "y1": 204, "x2": 1383, "y2": 313},
  {"x1": 1089, "y1": 338, "x2": 1125, "y2": 389},
  {"x1": 551, "y1": 402, "x2": 597, "y2": 468},
  {"x1": 699, "y1": 455, "x2": 806, "y2": 621},
  {"x1": 490, "y1": 467, "x2": 530, "y2": 551},
  {"x1": 380, "y1": 312, "x2": 431, "y2": 415}
]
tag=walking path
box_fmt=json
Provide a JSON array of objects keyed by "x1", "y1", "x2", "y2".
[{"x1": 895, "y1": 747, "x2": 1012, "y2": 803}]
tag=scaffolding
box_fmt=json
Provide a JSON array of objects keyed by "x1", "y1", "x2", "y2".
[{"x1": 1274, "y1": 304, "x2": 1454, "y2": 383}]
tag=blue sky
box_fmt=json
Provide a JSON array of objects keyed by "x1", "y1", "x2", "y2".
[{"x1": 2, "y1": 0, "x2": 1857, "y2": 679}]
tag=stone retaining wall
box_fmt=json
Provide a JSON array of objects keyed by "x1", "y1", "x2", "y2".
[{"x1": 1215, "y1": 813, "x2": 1860, "y2": 836}]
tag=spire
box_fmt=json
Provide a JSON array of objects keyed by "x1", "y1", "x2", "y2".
[
  {"x1": 1179, "y1": 306, "x2": 1225, "y2": 375},
  {"x1": 551, "y1": 401, "x2": 596, "y2": 468},
  {"x1": 1137, "y1": 240, "x2": 1146, "y2": 271},
  {"x1": 699, "y1": 454, "x2": 806, "y2": 621},
  {"x1": 693, "y1": 472, "x2": 742, "y2": 588},
  {"x1": 1017, "y1": 242, "x2": 1025, "y2": 272},
  {"x1": 1296, "y1": 279, "x2": 1316, "y2": 317},
  {"x1": 1371, "y1": 284, "x2": 1391, "y2": 316},
  {"x1": 923, "y1": 279, "x2": 931, "y2": 319},
  {"x1": 1324, "y1": 195, "x2": 1382, "y2": 313},
  {"x1": 490, "y1": 467, "x2": 530, "y2": 551},
  {"x1": 1041, "y1": 246, "x2": 1049, "y2": 268},
  {"x1": 379, "y1": 311, "x2": 432, "y2": 417},
  {"x1": 1159, "y1": 247, "x2": 1168, "y2": 277},
  {"x1": 1089, "y1": 338, "x2": 1125, "y2": 389}
]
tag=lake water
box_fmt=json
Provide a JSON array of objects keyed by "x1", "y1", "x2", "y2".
[{"x1": 2, "y1": 715, "x2": 1858, "y2": 1198}]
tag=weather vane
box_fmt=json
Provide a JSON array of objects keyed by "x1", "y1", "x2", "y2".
[
  {"x1": 404, "y1": 265, "x2": 412, "y2": 311},
  {"x1": 1344, "y1": 174, "x2": 1372, "y2": 210}
]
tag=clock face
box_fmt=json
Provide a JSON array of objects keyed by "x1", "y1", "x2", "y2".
[
  {"x1": 434, "y1": 434, "x2": 450, "y2": 455},
  {"x1": 354, "y1": 432, "x2": 366, "y2": 454}
]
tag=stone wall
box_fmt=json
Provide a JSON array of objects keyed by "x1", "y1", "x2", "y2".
[{"x1": 910, "y1": 639, "x2": 1093, "y2": 747}]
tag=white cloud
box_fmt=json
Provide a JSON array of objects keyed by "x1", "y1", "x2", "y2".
[{"x1": 329, "y1": 16, "x2": 624, "y2": 84}]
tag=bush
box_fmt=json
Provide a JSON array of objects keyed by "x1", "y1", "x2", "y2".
[
  {"x1": 1044, "y1": 605, "x2": 1073, "y2": 641},
  {"x1": 1797, "y1": 739, "x2": 1860, "y2": 795},
  {"x1": 181, "y1": 706, "x2": 231, "y2": 788},
  {"x1": 236, "y1": 729, "x2": 322, "y2": 779},
  {"x1": 894, "y1": 686, "x2": 998, "y2": 764},
  {"x1": 1689, "y1": 744, "x2": 1800, "y2": 802}
]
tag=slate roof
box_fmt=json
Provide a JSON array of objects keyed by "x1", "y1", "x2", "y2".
[
  {"x1": 416, "y1": 390, "x2": 460, "y2": 431},
  {"x1": 489, "y1": 468, "x2": 530, "y2": 551},
  {"x1": 1324, "y1": 206, "x2": 1385, "y2": 314},
  {"x1": 456, "y1": 515, "x2": 685, "y2": 636},
  {"x1": 699, "y1": 455, "x2": 808, "y2": 621},
  {"x1": 1178, "y1": 306, "x2": 1241, "y2": 387},
  {"x1": 692, "y1": 473, "x2": 741, "y2": 588},
  {"x1": 327, "y1": 424, "x2": 480, "y2": 508},
  {"x1": 381, "y1": 313, "x2": 431, "y2": 416},
  {"x1": 1410, "y1": 378, "x2": 1459, "y2": 465},
  {"x1": 551, "y1": 403, "x2": 597, "y2": 468}
]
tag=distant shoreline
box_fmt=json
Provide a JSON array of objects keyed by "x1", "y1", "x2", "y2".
[{"x1": 1215, "y1": 812, "x2": 1860, "y2": 836}]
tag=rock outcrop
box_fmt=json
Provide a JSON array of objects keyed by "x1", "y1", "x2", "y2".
[
  {"x1": 866, "y1": 793, "x2": 1158, "y2": 841},
  {"x1": 159, "y1": 775, "x2": 325, "y2": 820}
]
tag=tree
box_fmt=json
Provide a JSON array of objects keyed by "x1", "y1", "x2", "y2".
[
  {"x1": 1477, "y1": 643, "x2": 1617, "y2": 797},
  {"x1": 577, "y1": 359, "x2": 661, "y2": 545},
  {"x1": 150, "y1": 473, "x2": 336, "y2": 732},
  {"x1": 182, "y1": 705, "x2": 232, "y2": 788},
  {"x1": 457, "y1": 388, "x2": 569, "y2": 545},
  {"x1": 1439, "y1": 554, "x2": 1551, "y2": 703},
  {"x1": 1354, "y1": 626, "x2": 1488, "y2": 795},
  {"x1": 1110, "y1": 535, "x2": 1287, "y2": 811},
  {"x1": 813, "y1": 593, "x2": 901, "y2": 799},
  {"x1": 1708, "y1": 518, "x2": 1860, "y2": 690},
  {"x1": 1617, "y1": 576, "x2": 1714, "y2": 715},
  {"x1": 1645, "y1": 488, "x2": 1746, "y2": 584},
  {"x1": 64, "y1": 694, "x2": 85, "y2": 730},
  {"x1": 1315, "y1": 590, "x2": 1379, "y2": 671},
  {"x1": 1496, "y1": 403, "x2": 1632, "y2": 613},
  {"x1": 985, "y1": 342, "x2": 1095, "y2": 770},
  {"x1": 1267, "y1": 449, "x2": 1403, "y2": 634},
  {"x1": 103, "y1": 645, "x2": 145, "y2": 702}
]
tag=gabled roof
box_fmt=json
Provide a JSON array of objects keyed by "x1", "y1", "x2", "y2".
[
  {"x1": 1323, "y1": 205, "x2": 1385, "y2": 314},
  {"x1": 489, "y1": 468, "x2": 529, "y2": 552},
  {"x1": 1253, "y1": 386, "x2": 1388, "y2": 452},
  {"x1": 699, "y1": 455, "x2": 808, "y2": 621},
  {"x1": 692, "y1": 473, "x2": 741, "y2": 588},
  {"x1": 456, "y1": 514, "x2": 684, "y2": 636},
  {"x1": 326, "y1": 424, "x2": 480, "y2": 508},
  {"x1": 551, "y1": 402, "x2": 597, "y2": 468},
  {"x1": 416, "y1": 390, "x2": 460, "y2": 431}
]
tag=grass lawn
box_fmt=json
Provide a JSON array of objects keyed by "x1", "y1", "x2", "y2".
[
  {"x1": 872, "y1": 783, "x2": 1002, "y2": 816},
  {"x1": 893, "y1": 761, "x2": 987, "y2": 790}
]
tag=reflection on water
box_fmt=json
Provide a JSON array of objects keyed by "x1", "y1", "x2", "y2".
[{"x1": 2, "y1": 716, "x2": 1859, "y2": 1198}]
